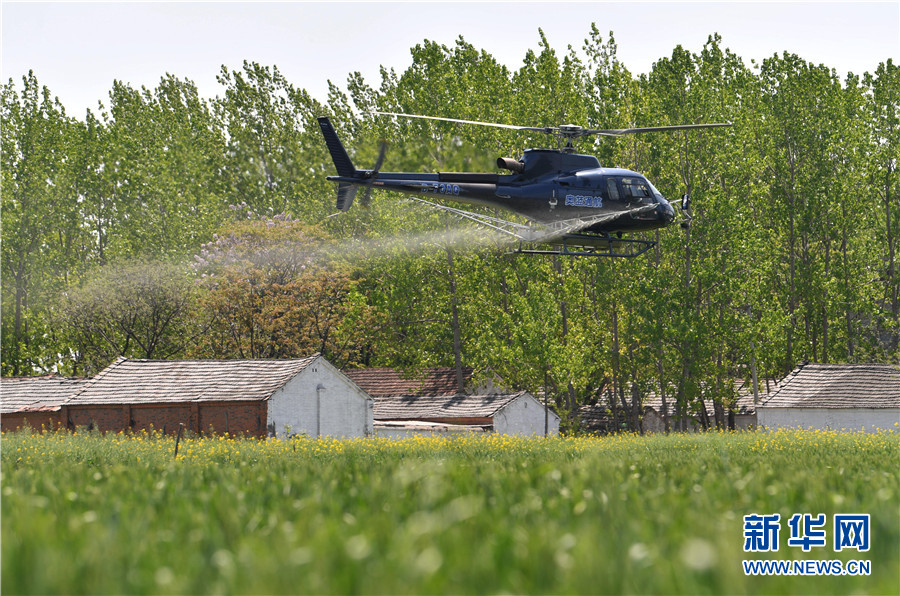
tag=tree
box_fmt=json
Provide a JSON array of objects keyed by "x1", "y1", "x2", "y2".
[
  {"x1": 865, "y1": 60, "x2": 900, "y2": 355},
  {"x1": 1, "y1": 72, "x2": 76, "y2": 374},
  {"x1": 58, "y1": 260, "x2": 199, "y2": 375},
  {"x1": 215, "y1": 61, "x2": 330, "y2": 221},
  {"x1": 191, "y1": 213, "x2": 379, "y2": 366}
]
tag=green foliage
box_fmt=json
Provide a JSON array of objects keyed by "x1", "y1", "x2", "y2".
[{"x1": 2, "y1": 430, "x2": 898, "y2": 594}]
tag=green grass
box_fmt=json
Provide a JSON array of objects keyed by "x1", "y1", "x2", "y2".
[{"x1": 2, "y1": 429, "x2": 898, "y2": 594}]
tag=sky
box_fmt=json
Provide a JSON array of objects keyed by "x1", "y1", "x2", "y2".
[{"x1": 2, "y1": 1, "x2": 898, "y2": 118}]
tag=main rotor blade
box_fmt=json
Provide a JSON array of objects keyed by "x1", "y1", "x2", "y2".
[
  {"x1": 375, "y1": 111, "x2": 552, "y2": 134},
  {"x1": 586, "y1": 123, "x2": 732, "y2": 136},
  {"x1": 375, "y1": 111, "x2": 731, "y2": 144}
]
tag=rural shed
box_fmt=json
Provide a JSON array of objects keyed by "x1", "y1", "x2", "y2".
[
  {"x1": 757, "y1": 363, "x2": 900, "y2": 432},
  {"x1": 61, "y1": 354, "x2": 373, "y2": 438},
  {"x1": 373, "y1": 391, "x2": 560, "y2": 436},
  {"x1": 344, "y1": 366, "x2": 558, "y2": 436},
  {"x1": 1, "y1": 376, "x2": 88, "y2": 432}
]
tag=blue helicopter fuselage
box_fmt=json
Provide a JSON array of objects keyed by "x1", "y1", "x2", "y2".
[{"x1": 328, "y1": 148, "x2": 675, "y2": 234}]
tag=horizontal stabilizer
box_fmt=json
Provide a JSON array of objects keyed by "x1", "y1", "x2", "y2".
[{"x1": 337, "y1": 183, "x2": 359, "y2": 212}]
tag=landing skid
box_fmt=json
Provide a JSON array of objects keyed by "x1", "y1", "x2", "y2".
[{"x1": 511, "y1": 237, "x2": 657, "y2": 258}]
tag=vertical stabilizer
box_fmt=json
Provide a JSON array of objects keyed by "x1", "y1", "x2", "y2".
[{"x1": 317, "y1": 117, "x2": 356, "y2": 177}]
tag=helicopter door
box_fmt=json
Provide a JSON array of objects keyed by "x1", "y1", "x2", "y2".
[
  {"x1": 558, "y1": 176, "x2": 602, "y2": 208},
  {"x1": 606, "y1": 178, "x2": 622, "y2": 202}
]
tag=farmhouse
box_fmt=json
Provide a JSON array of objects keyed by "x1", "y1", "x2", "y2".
[
  {"x1": 374, "y1": 391, "x2": 559, "y2": 436},
  {"x1": 6, "y1": 354, "x2": 374, "y2": 438},
  {"x1": 757, "y1": 363, "x2": 900, "y2": 432},
  {"x1": 1, "y1": 375, "x2": 87, "y2": 432},
  {"x1": 344, "y1": 367, "x2": 560, "y2": 436}
]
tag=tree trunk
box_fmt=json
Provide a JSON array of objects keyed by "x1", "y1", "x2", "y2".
[
  {"x1": 657, "y1": 344, "x2": 669, "y2": 433},
  {"x1": 553, "y1": 256, "x2": 577, "y2": 420},
  {"x1": 654, "y1": 230, "x2": 670, "y2": 432},
  {"x1": 841, "y1": 201, "x2": 854, "y2": 360},
  {"x1": 786, "y1": 150, "x2": 798, "y2": 371},
  {"x1": 885, "y1": 161, "x2": 898, "y2": 352},
  {"x1": 822, "y1": 233, "x2": 830, "y2": 362},
  {"x1": 446, "y1": 248, "x2": 465, "y2": 395}
]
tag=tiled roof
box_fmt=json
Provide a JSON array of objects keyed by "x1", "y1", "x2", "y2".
[
  {"x1": 373, "y1": 391, "x2": 528, "y2": 420},
  {"x1": 66, "y1": 355, "x2": 320, "y2": 405},
  {"x1": 1, "y1": 376, "x2": 88, "y2": 414},
  {"x1": 642, "y1": 393, "x2": 714, "y2": 417},
  {"x1": 759, "y1": 363, "x2": 900, "y2": 408},
  {"x1": 732, "y1": 392, "x2": 758, "y2": 415},
  {"x1": 578, "y1": 403, "x2": 627, "y2": 434},
  {"x1": 343, "y1": 367, "x2": 472, "y2": 398}
]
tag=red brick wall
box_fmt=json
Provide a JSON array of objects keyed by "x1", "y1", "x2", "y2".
[
  {"x1": 198, "y1": 403, "x2": 266, "y2": 438},
  {"x1": 1, "y1": 411, "x2": 64, "y2": 433},
  {"x1": 128, "y1": 402, "x2": 265, "y2": 437},
  {"x1": 3, "y1": 402, "x2": 267, "y2": 438},
  {"x1": 130, "y1": 404, "x2": 193, "y2": 435},
  {"x1": 60, "y1": 402, "x2": 266, "y2": 437},
  {"x1": 67, "y1": 406, "x2": 122, "y2": 432}
]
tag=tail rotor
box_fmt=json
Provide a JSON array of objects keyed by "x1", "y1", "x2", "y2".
[{"x1": 359, "y1": 141, "x2": 387, "y2": 208}]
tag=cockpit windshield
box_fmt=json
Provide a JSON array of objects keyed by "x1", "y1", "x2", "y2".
[{"x1": 621, "y1": 177, "x2": 654, "y2": 200}]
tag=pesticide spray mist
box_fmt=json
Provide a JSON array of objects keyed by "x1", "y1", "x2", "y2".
[{"x1": 319, "y1": 222, "x2": 516, "y2": 263}]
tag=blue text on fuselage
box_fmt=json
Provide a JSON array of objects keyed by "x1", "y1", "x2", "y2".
[
  {"x1": 565, "y1": 194, "x2": 603, "y2": 208},
  {"x1": 420, "y1": 182, "x2": 460, "y2": 196}
]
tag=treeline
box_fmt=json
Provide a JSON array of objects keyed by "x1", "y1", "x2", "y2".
[{"x1": 3, "y1": 28, "x2": 897, "y2": 431}]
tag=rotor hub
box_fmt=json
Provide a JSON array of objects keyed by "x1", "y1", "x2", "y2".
[{"x1": 558, "y1": 124, "x2": 584, "y2": 137}]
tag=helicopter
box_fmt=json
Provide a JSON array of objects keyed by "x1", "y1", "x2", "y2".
[{"x1": 318, "y1": 113, "x2": 731, "y2": 257}]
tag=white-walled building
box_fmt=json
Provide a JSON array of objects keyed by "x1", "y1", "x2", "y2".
[
  {"x1": 266, "y1": 356, "x2": 374, "y2": 439},
  {"x1": 757, "y1": 363, "x2": 900, "y2": 433},
  {"x1": 373, "y1": 390, "x2": 560, "y2": 437},
  {"x1": 345, "y1": 367, "x2": 560, "y2": 436}
]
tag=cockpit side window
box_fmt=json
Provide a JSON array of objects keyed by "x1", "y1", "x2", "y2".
[{"x1": 606, "y1": 178, "x2": 621, "y2": 200}]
